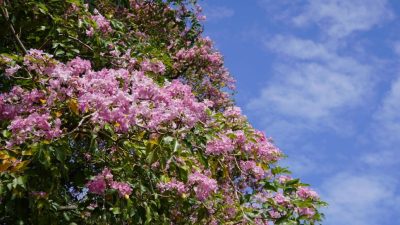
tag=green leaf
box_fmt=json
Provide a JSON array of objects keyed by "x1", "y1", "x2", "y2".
[
  {"x1": 145, "y1": 203, "x2": 152, "y2": 224},
  {"x1": 263, "y1": 182, "x2": 278, "y2": 192},
  {"x1": 54, "y1": 146, "x2": 66, "y2": 162},
  {"x1": 111, "y1": 207, "x2": 121, "y2": 215},
  {"x1": 285, "y1": 179, "x2": 300, "y2": 186},
  {"x1": 55, "y1": 49, "x2": 65, "y2": 56},
  {"x1": 173, "y1": 139, "x2": 179, "y2": 153},
  {"x1": 2, "y1": 130, "x2": 11, "y2": 138}
]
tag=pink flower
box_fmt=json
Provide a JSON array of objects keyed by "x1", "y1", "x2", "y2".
[
  {"x1": 5, "y1": 65, "x2": 21, "y2": 77},
  {"x1": 23, "y1": 49, "x2": 55, "y2": 74},
  {"x1": 140, "y1": 59, "x2": 166, "y2": 74},
  {"x1": 157, "y1": 180, "x2": 186, "y2": 195},
  {"x1": 67, "y1": 57, "x2": 91, "y2": 76},
  {"x1": 268, "y1": 210, "x2": 281, "y2": 219},
  {"x1": 297, "y1": 207, "x2": 315, "y2": 218},
  {"x1": 233, "y1": 130, "x2": 246, "y2": 145},
  {"x1": 7, "y1": 112, "x2": 62, "y2": 147},
  {"x1": 296, "y1": 186, "x2": 319, "y2": 200},
  {"x1": 85, "y1": 168, "x2": 132, "y2": 198},
  {"x1": 110, "y1": 181, "x2": 132, "y2": 197},
  {"x1": 101, "y1": 167, "x2": 113, "y2": 181},
  {"x1": 205, "y1": 134, "x2": 234, "y2": 155},
  {"x1": 188, "y1": 171, "x2": 218, "y2": 201},
  {"x1": 278, "y1": 175, "x2": 292, "y2": 183},
  {"x1": 240, "y1": 161, "x2": 265, "y2": 179},
  {"x1": 273, "y1": 193, "x2": 289, "y2": 205},
  {"x1": 244, "y1": 131, "x2": 282, "y2": 162},
  {"x1": 223, "y1": 106, "x2": 243, "y2": 118},
  {"x1": 91, "y1": 10, "x2": 113, "y2": 34},
  {"x1": 86, "y1": 176, "x2": 106, "y2": 195},
  {"x1": 86, "y1": 27, "x2": 94, "y2": 37}
]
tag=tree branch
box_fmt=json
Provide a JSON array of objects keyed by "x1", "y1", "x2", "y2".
[
  {"x1": 0, "y1": 5, "x2": 27, "y2": 54},
  {"x1": 64, "y1": 34, "x2": 94, "y2": 52},
  {"x1": 57, "y1": 205, "x2": 78, "y2": 211}
]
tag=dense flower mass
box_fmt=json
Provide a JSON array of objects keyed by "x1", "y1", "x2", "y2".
[
  {"x1": 188, "y1": 171, "x2": 218, "y2": 201},
  {"x1": 7, "y1": 112, "x2": 62, "y2": 147},
  {"x1": 0, "y1": 0, "x2": 325, "y2": 224},
  {"x1": 1, "y1": 50, "x2": 210, "y2": 136},
  {"x1": 205, "y1": 134, "x2": 234, "y2": 155}
]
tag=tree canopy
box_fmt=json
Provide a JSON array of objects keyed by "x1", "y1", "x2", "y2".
[{"x1": 0, "y1": 0, "x2": 326, "y2": 224}]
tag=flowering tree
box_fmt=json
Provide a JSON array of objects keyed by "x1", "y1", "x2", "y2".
[{"x1": 0, "y1": 0, "x2": 326, "y2": 224}]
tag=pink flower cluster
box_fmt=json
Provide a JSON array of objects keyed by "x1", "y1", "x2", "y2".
[
  {"x1": 86, "y1": 176, "x2": 106, "y2": 195},
  {"x1": 140, "y1": 59, "x2": 166, "y2": 74},
  {"x1": 205, "y1": 134, "x2": 234, "y2": 155},
  {"x1": 296, "y1": 187, "x2": 319, "y2": 200},
  {"x1": 67, "y1": 57, "x2": 92, "y2": 76},
  {"x1": 188, "y1": 171, "x2": 218, "y2": 201},
  {"x1": 5, "y1": 65, "x2": 21, "y2": 77},
  {"x1": 273, "y1": 193, "x2": 289, "y2": 206},
  {"x1": 23, "y1": 49, "x2": 55, "y2": 74},
  {"x1": 205, "y1": 128, "x2": 280, "y2": 164},
  {"x1": 173, "y1": 37, "x2": 235, "y2": 107},
  {"x1": 244, "y1": 131, "x2": 282, "y2": 162},
  {"x1": 86, "y1": 168, "x2": 132, "y2": 198},
  {"x1": 0, "y1": 86, "x2": 45, "y2": 120},
  {"x1": 1, "y1": 50, "x2": 211, "y2": 147},
  {"x1": 240, "y1": 161, "x2": 265, "y2": 180},
  {"x1": 157, "y1": 179, "x2": 186, "y2": 195},
  {"x1": 7, "y1": 113, "x2": 61, "y2": 147},
  {"x1": 278, "y1": 175, "x2": 292, "y2": 183},
  {"x1": 76, "y1": 69, "x2": 209, "y2": 131},
  {"x1": 89, "y1": 10, "x2": 113, "y2": 35},
  {"x1": 110, "y1": 181, "x2": 133, "y2": 197},
  {"x1": 269, "y1": 210, "x2": 281, "y2": 219},
  {"x1": 297, "y1": 207, "x2": 315, "y2": 218},
  {"x1": 175, "y1": 38, "x2": 224, "y2": 71},
  {"x1": 223, "y1": 106, "x2": 244, "y2": 119}
]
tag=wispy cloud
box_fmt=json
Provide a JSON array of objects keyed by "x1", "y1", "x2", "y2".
[
  {"x1": 259, "y1": 0, "x2": 393, "y2": 38},
  {"x1": 203, "y1": 5, "x2": 234, "y2": 22},
  {"x1": 361, "y1": 150, "x2": 400, "y2": 167},
  {"x1": 360, "y1": 75, "x2": 400, "y2": 167},
  {"x1": 248, "y1": 36, "x2": 372, "y2": 133},
  {"x1": 293, "y1": 0, "x2": 393, "y2": 38},
  {"x1": 373, "y1": 76, "x2": 400, "y2": 144},
  {"x1": 321, "y1": 172, "x2": 400, "y2": 225}
]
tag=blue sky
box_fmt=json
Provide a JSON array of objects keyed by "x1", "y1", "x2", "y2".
[{"x1": 201, "y1": 0, "x2": 400, "y2": 224}]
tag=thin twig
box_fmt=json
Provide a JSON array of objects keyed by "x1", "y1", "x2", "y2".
[
  {"x1": 62, "y1": 34, "x2": 94, "y2": 51},
  {"x1": 0, "y1": 5, "x2": 27, "y2": 54},
  {"x1": 57, "y1": 205, "x2": 78, "y2": 211},
  {"x1": 9, "y1": 75, "x2": 31, "y2": 80},
  {"x1": 61, "y1": 112, "x2": 94, "y2": 138}
]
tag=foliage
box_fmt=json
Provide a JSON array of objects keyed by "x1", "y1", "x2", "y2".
[{"x1": 0, "y1": 0, "x2": 326, "y2": 224}]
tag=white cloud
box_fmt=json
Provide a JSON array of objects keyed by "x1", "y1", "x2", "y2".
[
  {"x1": 203, "y1": 5, "x2": 234, "y2": 22},
  {"x1": 248, "y1": 36, "x2": 372, "y2": 128},
  {"x1": 373, "y1": 76, "x2": 400, "y2": 145},
  {"x1": 393, "y1": 42, "x2": 400, "y2": 56},
  {"x1": 361, "y1": 150, "x2": 400, "y2": 167},
  {"x1": 264, "y1": 35, "x2": 332, "y2": 60},
  {"x1": 293, "y1": 0, "x2": 393, "y2": 38},
  {"x1": 321, "y1": 172, "x2": 400, "y2": 225}
]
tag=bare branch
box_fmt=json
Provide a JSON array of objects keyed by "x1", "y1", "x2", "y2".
[
  {"x1": 62, "y1": 34, "x2": 94, "y2": 52},
  {"x1": 0, "y1": 5, "x2": 27, "y2": 54}
]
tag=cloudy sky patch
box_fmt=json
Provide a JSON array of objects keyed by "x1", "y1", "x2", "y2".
[{"x1": 203, "y1": 1, "x2": 400, "y2": 223}]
